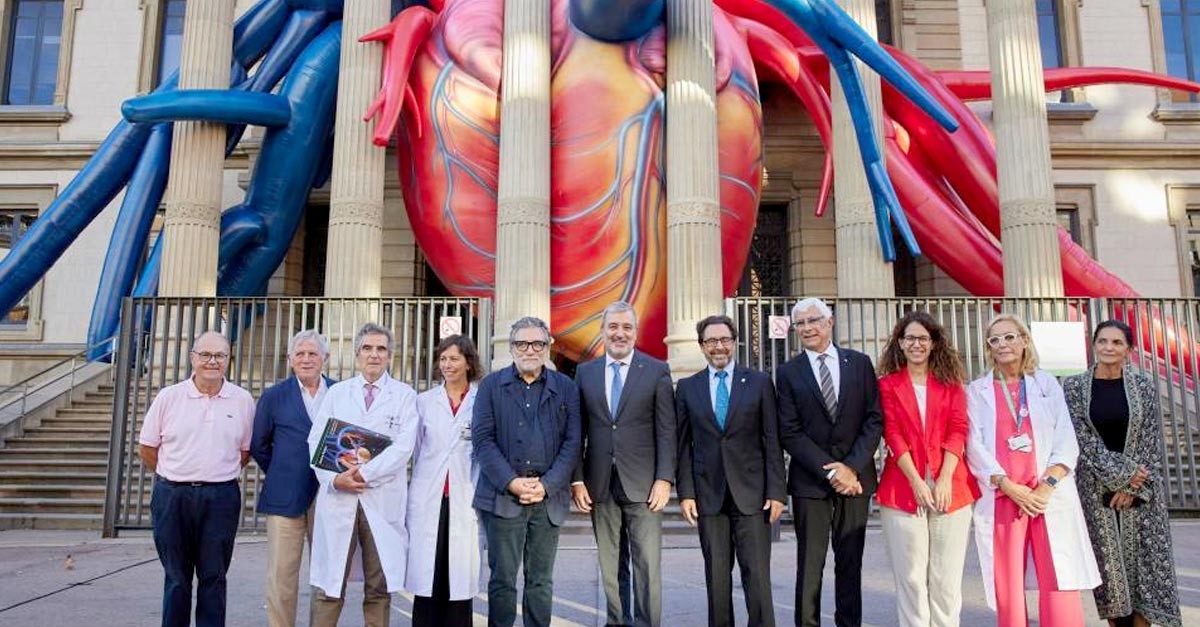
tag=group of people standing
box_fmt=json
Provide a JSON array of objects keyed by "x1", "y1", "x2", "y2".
[{"x1": 134, "y1": 297, "x2": 1183, "y2": 627}]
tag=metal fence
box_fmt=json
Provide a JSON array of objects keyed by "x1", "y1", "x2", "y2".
[
  {"x1": 102, "y1": 296, "x2": 492, "y2": 537},
  {"x1": 724, "y1": 296, "x2": 1200, "y2": 513}
]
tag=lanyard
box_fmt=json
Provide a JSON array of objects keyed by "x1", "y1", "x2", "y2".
[{"x1": 996, "y1": 371, "x2": 1029, "y2": 432}]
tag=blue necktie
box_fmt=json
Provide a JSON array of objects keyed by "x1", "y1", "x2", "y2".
[
  {"x1": 715, "y1": 370, "x2": 730, "y2": 431},
  {"x1": 609, "y1": 361, "x2": 624, "y2": 419}
]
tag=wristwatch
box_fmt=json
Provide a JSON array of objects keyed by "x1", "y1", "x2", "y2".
[{"x1": 1041, "y1": 475, "x2": 1059, "y2": 488}]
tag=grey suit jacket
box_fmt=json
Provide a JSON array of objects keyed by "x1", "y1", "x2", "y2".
[{"x1": 573, "y1": 350, "x2": 676, "y2": 503}]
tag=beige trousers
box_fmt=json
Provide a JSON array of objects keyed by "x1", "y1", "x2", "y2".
[
  {"x1": 880, "y1": 504, "x2": 973, "y2": 627},
  {"x1": 264, "y1": 506, "x2": 315, "y2": 627},
  {"x1": 309, "y1": 504, "x2": 390, "y2": 627}
]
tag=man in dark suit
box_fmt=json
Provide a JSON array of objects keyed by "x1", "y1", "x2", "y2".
[
  {"x1": 250, "y1": 329, "x2": 337, "y2": 627},
  {"x1": 775, "y1": 298, "x2": 883, "y2": 627},
  {"x1": 571, "y1": 301, "x2": 675, "y2": 627},
  {"x1": 473, "y1": 316, "x2": 582, "y2": 627},
  {"x1": 677, "y1": 315, "x2": 786, "y2": 627}
]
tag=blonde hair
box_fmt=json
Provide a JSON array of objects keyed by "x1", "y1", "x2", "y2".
[{"x1": 983, "y1": 313, "x2": 1038, "y2": 374}]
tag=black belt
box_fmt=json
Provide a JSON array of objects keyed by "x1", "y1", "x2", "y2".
[
  {"x1": 521, "y1": 470, "x2": 542, "y2": 478},
  {"x1": 156, "y1": 476, "x2": 238, "y2": 487}
]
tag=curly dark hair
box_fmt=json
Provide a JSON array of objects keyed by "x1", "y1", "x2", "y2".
[
  {"x1": 877, "y1": 311, "x2": 967, "y2": 384},
  {"x1": 434, "y1": 334, "x2": 484, "y2": 382}
]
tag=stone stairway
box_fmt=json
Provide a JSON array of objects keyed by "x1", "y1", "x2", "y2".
[{"x1": 0, "y1": 384, "x2": 115, "y2": 530}]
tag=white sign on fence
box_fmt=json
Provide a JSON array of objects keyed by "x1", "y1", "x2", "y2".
[
  {"x1": 1030, "y1": 320, "x2": 1089, "y2": 376},
  {"x1": 439, "y1": 316, "x2": 463, "y2": 339},
  {"x1": 768, "y1": 315, "x2": 791, "y2": 340}
]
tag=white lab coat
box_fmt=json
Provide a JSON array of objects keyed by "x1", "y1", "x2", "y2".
[
  {"x1": 405, "y1": 384, "x2": 485, "y2": 599},
  {"x1": 965, "y1": 369, "x2": 1101, "y2": 609},
  {"x1": 307, "y1": 372, "x2": 419, "y2": 597}
]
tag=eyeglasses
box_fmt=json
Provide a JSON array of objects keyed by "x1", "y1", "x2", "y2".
[
  {"x1": 700, "y1": 337, "x2": 735, "y2": 349},
  {"x1": 986, "y1": 332, "x2": 1022, "y2": 348},
  {"x1": 792, "y1": 315, "x2": 827, "y2": 329},
  {"x1": 191, "y1": 351, "x2": 229, "y2": 363},
  {"x1": 512, "y1": 340, "x2": 548, "y2": 353},
  {"x1": 900, "y1": 335, "x2": 932, "y2": 346}
]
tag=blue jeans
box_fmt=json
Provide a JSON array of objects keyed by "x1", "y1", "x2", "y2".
[
  {"x1": 150, "y1": 478, "x2": 241, "y2": 627},
  {"x1": 480, "y1": 501, "x2": 561, "y2": 627}
]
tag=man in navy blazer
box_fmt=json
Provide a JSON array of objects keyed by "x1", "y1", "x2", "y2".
[
  {"x1": 250, "y1": 330, "x2": 336, "y2": 627},
  {"x1": 677, "y1": 315, "x2": 786, "y2": 627},
  {"x1": 472, "y1": 316, "x2": 582, "y2": 627},
  {"x1": 775, "y1": 298, "x2": 883, "y2": 627}
]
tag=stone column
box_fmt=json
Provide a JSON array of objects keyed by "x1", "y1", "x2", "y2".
[
  {"x1": 321, "y1": 0, "x2": 391, "y2": 375},
  {"x1": 158, "y1": 0, "x2": 236, "y2": 296},
  {"x1": 831, "y1": 0, "x2": 893, "y2": 299},
  {"x1": 664, "y1": 0, "x2": 723, "y2": 378},
  {"x1": 491, "y1": 0, "x2": 552, "y2": 369},
  {"x1": 987, "y1": 0, "x2": 1064, "y2": 297},
  {"x1": 324, "y1": 0, "x2": 389, "y2": 299}
]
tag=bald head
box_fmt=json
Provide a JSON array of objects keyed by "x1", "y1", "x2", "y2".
[
  {"x1": 189, "y1": 331, "x2": 231, "y2": 392},
  {"x1": 192, "y1": 331, "x2": 230, "y2": 353}
]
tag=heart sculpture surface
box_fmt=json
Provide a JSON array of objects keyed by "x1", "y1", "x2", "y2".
[{"x1": 396, "y1": 0, "x2": 762, "y2": 360}]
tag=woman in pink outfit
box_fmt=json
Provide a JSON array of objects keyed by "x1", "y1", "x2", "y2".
[{"x1": 965, "y1": 314, "x2": 1100, "y2": 627}]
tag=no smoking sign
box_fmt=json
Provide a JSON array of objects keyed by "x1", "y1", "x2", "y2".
[
  {"x1": 768, "y1": 315, "x2": 790, "y2": 340},
  {"x1": 439, "y1": 316, "x2": 463, "y2": 339}
]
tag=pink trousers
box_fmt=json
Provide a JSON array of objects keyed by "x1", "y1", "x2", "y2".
[{"x1": 992, "y1": 496, "x2": 1084, "y2": 627}]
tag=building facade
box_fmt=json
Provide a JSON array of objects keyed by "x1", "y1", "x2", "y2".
[{"x1": 2, "y1": 0, "x2": 1200, "y2": 379}]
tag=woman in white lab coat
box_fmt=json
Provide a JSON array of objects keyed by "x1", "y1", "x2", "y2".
[
  {"x1": 965, "y1": 313, "x2": 1100, "y2": 627},
  {"x1": 407, "y1": 334, "x2": 485, "y2": 627}
]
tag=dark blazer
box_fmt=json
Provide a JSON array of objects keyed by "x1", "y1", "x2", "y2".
[
  {"x1": 573, "y1": 350, "x2": 676, "y2": 503},
  {"x1": 776, "y1": 346, "x2": 884, "y2": 498},
  {"x1": 472, "y1": 365, "x2": 582, "y2": 525},
  {"x1": 251, "y1": 375, "x2": 336, "y2": 517},
  {"x1": 676, "y1": 365, "x2": 787, "y2": 516}
]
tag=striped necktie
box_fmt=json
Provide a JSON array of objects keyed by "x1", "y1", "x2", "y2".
[{"x1": 818, "y1": 354, "x2": 837, "y2": 420}]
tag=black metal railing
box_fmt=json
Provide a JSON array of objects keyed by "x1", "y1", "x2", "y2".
[
  {"x1": 725, "y1": 296, "x2": 1200, "y2": 513},
  {"x1": 102, "y1": 296, "x2": 492, "y2": 537}
]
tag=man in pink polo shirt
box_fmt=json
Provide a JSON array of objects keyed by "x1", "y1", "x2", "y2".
[{"x1": 139, "y1": 330, "x2": 256, "y2": 627}]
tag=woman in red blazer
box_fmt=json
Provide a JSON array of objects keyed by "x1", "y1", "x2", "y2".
[{"x1": 876, "y1": 311, "x2": 980, "y2": 627}]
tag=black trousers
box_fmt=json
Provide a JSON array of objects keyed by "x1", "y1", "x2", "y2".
[
  {"x1": 792, "y1": 494, "x2": 869, "y2": 627},
  {"x1": 411, "y1": 496, "x2": 473, "y2": 627},
  {"x1": 698, "y1": 491, "x2": 775, "y2": 627}
]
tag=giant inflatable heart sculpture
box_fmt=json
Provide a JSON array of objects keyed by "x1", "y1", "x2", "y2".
[
  {"x1": 376, "y1": 0, "x2": 762, "y2": 360},
  {"x1": 4, "y1": 0, "x2": 1200, "y2": 374}
]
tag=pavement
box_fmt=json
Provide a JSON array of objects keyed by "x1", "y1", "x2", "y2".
[{"x1": 1, "y1": 521, "x2": 1199, "y2": 626}]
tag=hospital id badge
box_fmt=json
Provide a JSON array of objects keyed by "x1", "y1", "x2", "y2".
[
  {"x1": 1007, "y1": 433, "x2": 1032, "y2": 453},
  {"x1": 460, "y1": 425, "x2": 472, "y2": 441}
]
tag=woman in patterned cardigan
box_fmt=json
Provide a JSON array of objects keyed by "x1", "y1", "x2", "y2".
[{"x1": 1063, "y1": 320, "x2": 1182, "y2": 627}]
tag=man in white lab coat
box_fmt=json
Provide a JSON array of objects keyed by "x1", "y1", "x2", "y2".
[{"x1": 307, "y1": 322, "x2": 418, "y2": 627}]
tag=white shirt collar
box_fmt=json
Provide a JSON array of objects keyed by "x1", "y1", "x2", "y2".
[
  {"x1": 605, "y1": 350, "x2": 635, "y2": 369},
  {"x1": 804, "y1": 343, "x2": 837, "y2": 362},
  {"x1": 356, "y1": 372, "x2": 391, "y2": 388},
  {"x1": 708, "y1": 361, "x2": 736, "y2": 379},
  {"x1": 296, "y1": 376, "x2": 327, "y2": 396}
]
